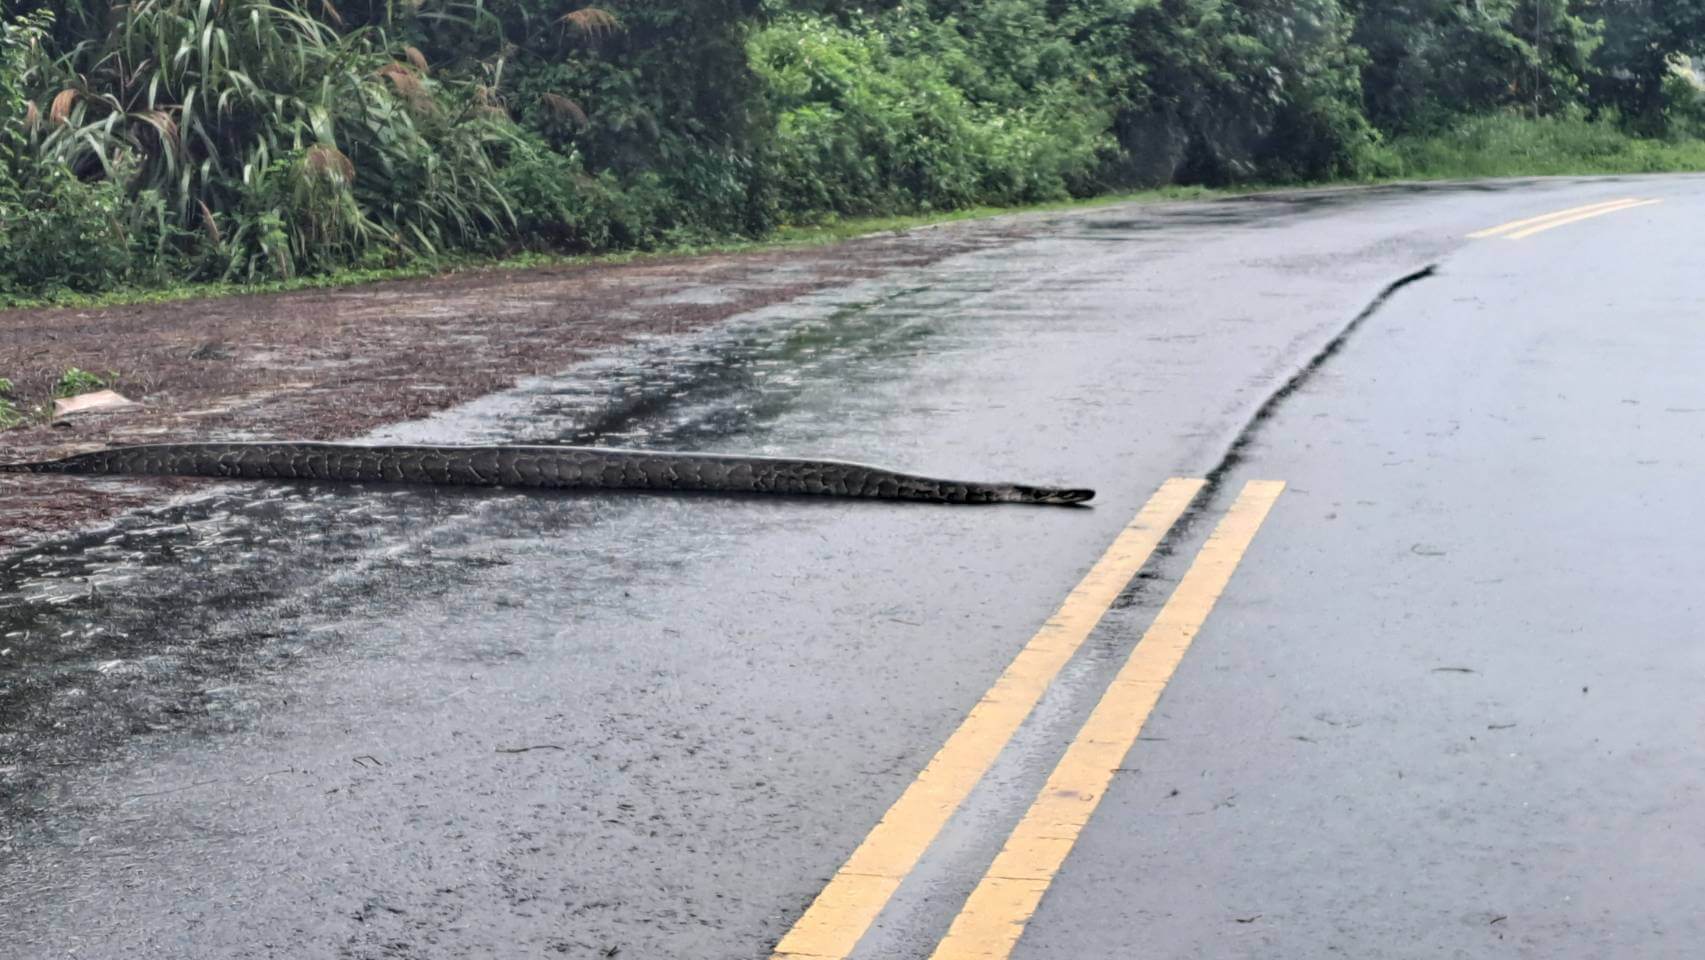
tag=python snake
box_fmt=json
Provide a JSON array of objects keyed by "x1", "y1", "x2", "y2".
[{"x1": 0, "y1": 442, "x2": 1094, "y2": 505}]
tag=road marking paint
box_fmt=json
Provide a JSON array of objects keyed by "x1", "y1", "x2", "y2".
[
  {"x1": 771, "y1": 477, "x2": 1205, "y2": 960},
  {"x1": 1465, "y1": 197, "x2": 1642, "y2": 238},
  {"x1": 1466, "y1": 197, "x2": 1655, "y2": 239},
  {"x1": 928, "y1": 479, "x2": 1285, "y2": 960},
  {"x1": 1502, "y1": 198, "x2": 1659, "y2": 240}
]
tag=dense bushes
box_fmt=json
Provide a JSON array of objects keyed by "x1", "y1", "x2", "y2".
[
  {"x1": 0, "y1": 13, "x2": 136, "y2": 295},
  {"x1": 751, "y1": 12, "x2": 1110, "y2": 217},
  {"x1": 4, "y1": 0, "x2": 1705, "y2": 298},
  {"x1": 18, "y1": 0, "x2": 521, "y2": 283}
]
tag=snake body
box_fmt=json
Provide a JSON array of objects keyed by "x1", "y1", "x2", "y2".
[{"x1": 0, "y1": 442, "x2": 1093, "y2": 505}]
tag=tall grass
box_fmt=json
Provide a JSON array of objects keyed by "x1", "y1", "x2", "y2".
[
  {"x1": 22, "y1": 0, "x2": 517, "y2": 281},
  {"x1": 1380, "y1": 111, "x2": 1705, "y2": 179}
]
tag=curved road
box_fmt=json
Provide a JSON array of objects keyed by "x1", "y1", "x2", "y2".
[{"x1": 2, "y1": 177, "x2": 1701, "y2": 959}]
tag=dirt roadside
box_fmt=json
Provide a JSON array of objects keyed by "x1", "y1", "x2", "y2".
[{"x1": 0, "y1": 221, "x2": 1040, "y2": 551}]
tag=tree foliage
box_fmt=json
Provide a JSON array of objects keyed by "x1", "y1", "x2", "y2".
[
  {"x1": 1587, "y1": 0, "x2": 1705, "y2": 130},
  {"x1": 3, "y1": 0, "x2": 1704, "y2": 295},
  {"x1": 1351, "y1": 0, "x2": 1602, "y2": 132}
]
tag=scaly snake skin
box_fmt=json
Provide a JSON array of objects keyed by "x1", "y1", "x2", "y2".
[{"x1": 0, "y1": 442, "x2": 1094, "y2": 505}]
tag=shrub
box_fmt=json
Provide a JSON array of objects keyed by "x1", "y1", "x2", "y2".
[
  {"x1": 0, "y1": 378, "x2": 23, "y2": 429},
  {"x1": 0, "y1": 165, "x2": 134, "y2": 296},
  {"x1": 17, "y1": 1, "x2": 515, "y2": 286},
  {"x1": 750, "y1": 12, "x2": 1110, "y2": 219},
  {"x1": 53, "y1": 367, "x2": 109, "y2": 399}
]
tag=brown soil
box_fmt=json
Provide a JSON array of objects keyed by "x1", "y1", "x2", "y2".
[{"x1": 0, "y1": 222, "x2": 1034, "y2": 551}]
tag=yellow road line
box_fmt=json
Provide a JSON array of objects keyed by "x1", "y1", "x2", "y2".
[
  {"x1": 1502, "y1": 198, "x2": 1659, "y2": 240},
  {"x1": 1466, "y1": 197, "x2": 1652, "y2": 239},
  {"x1": 1466, "y1": 197, "x2": 1640, "y2": 238},
  {"x1": 929, "y1": 480, "x2": 1285, "y2": 960},
  {"x1": 771, "y1": 477, "x2": 1206, "y2": 960}
]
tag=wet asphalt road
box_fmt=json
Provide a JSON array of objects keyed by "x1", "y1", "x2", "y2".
[{"x1": 3, "y1": 177, "x2": 1702, "y2": 959}]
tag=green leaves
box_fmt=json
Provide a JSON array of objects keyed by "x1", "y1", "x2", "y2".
[
  {"x1": 751, "y1": 9, "x2": 1112, "y2": 218},
  {"x1": 8, "y1": 0, "x2": 514, "y2": 290},
  {"x1": 51, "y1": 367, "x2": 108, "y2": 398},
  {"x1": 6, "y1": 0, "x2": 1705, "y2": 300}
]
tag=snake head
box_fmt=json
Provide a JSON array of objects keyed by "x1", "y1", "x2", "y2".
[{"x1": 1012, "y1": 485, "x2": 1095, "y2": 505}]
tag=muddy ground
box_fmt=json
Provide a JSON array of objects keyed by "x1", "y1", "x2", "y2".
[{"x1": 0, "y1": 221, "x2": 1035, "y2": 550}]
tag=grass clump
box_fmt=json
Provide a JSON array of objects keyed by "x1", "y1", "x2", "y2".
[
  {"x1": 51, "y1": 367, "x2": 108, "y2": 399},
  {"x1": 0, "y1": 378, "x2": 22, "y2": 429}
]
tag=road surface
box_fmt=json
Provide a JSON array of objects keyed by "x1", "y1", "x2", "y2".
[{"x1": 2, "y1": 178, "x2": 1701, "y2": 959}]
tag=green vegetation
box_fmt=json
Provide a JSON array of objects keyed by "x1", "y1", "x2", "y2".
[
  {"x1": 0, "y1": 378, "x2": 22, "y2": 428},
  {"x1": 0, "y1": 183, "x2": 1218, "y2": 310},
  {"x1": 749, "y1": 10, "x2": 1111, "y2": 218},
  {"x1": 0, "y1": 368, "x2": 116, "y2": 430},
  {"x1": 3, "y1": 0, "x2": 1704, "y2": 301},
  {"x1": 1384, "y1": 111, "x2": 1705, "y2": 179},
  {"x1": 50, "y1": 367, "x2": 108, "y2": 399}
]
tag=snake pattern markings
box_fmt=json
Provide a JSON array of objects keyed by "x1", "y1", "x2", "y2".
[{"x1": 0, "y1": 442, "x2": 1094, "y2": 505}]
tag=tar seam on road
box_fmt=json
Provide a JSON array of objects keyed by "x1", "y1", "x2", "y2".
[
  {"x1": 1200, "y1": 264, "x2": 1437, "y2": 498},
  {"x1": 1111, "y1": 265, "x2": 1433, "y2": 615},
  {"x1": 770, "y1": 478, "x2": 1204, "y2": 960},
  {"x1": 928, "y1": 479, "x2": 1285, "y2": 960}
]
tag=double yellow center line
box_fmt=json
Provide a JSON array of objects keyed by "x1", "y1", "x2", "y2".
[
  {"x1": 773, "y1": 478, "x2": 1283, "y2": 959},
  {"x1": 931, "y1": 481, "x2": 1282, "y2": 958},
  {"x1": 1468, "y1": 196, "x2": 1659, "y2": 240}
]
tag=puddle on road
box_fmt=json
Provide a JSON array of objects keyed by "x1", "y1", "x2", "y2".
[{"x1": 404, "y1": 283, "x2": 948, "y2": 451}]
